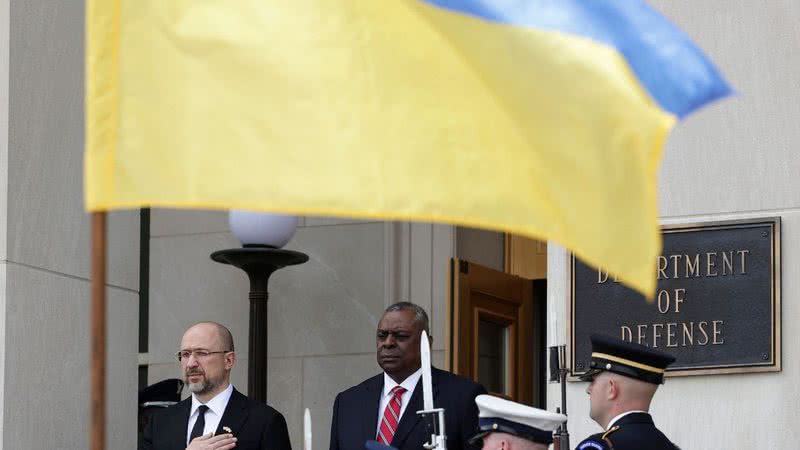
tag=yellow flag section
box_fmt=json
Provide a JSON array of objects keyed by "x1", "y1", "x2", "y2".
[{"x1": 86, "y1": 0, "x2": 676, "y2": 296}]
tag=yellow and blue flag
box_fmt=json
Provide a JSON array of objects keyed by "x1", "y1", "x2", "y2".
[{"x1": 85, "y1": 0, "x2": 730, "y2": 296}]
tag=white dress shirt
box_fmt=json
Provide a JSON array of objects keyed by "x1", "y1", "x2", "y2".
[
  {"x1": 187, "y1": 383, "x2": 234, "y2": 445},
  {"x1": 606, "y1": 410, "x2": 647, "y2": 430},
  {"x1": 375, "y1": 368, "x2": 423, "y2": 436}
]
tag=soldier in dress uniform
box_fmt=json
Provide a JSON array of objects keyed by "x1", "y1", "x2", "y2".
[
  {"x1": 469, "y1": 395, "x2": 566, "y2": 450},
  {"x1": 576, "y1": 334, "x2": 680, "y2": 450},
  {"x1": 137, "y1": 378, "x2": 184, "y2": 446}
]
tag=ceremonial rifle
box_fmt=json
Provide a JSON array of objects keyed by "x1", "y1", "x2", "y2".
[
  {"x1": 550, "y1": 346, "x2": 570, "y2": 450},
  {"x1": 417, "y1": 331, "x2": 447, "y2": 450}
]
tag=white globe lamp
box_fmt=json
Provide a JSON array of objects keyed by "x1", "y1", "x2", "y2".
[{"x1": 228, "y1": 210, "x2": 299, "y2": 248}]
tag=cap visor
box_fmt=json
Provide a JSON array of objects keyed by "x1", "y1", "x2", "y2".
[
  {"x1": 579, "y1": 369, "x2": 601, "y2": 381},
  {"x1": 468, "y1": 431, "x2": 491, "y2": 445}
]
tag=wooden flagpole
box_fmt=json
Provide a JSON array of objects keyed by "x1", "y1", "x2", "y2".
[{"x1": 91, "y1": 212, "x2": 107, "y2": 450}]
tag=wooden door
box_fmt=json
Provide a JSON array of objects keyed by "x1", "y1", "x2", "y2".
[{"x1": 447, "y1": 259, "x2": 534, "y2": 404}]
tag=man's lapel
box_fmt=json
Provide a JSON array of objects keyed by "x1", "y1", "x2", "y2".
[
  {"x1": 171, "y1": 398, "x2": 192, "y2": 449},
  {"x1": 361, "y1": 375, "x2": 384, "y2": 442},
  {"x1": 391, "y1": 371, "x2": 440, "y2": 448},
  {"x1": 215, "y1": 389, "x2": 251, "y2": 436}
]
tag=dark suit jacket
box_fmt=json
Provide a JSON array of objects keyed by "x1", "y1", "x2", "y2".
[
  {"x1": 141, "y1": 388, "x2": 291, "y2": 450},
  {"x1": 329, "y1": 368, "x2": 486, "y2": 450},
  {"x1": 576, "y1": 412, "x2": 680, "y2": 450}
]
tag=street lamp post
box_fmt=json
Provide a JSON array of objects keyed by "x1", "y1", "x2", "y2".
[{"x1": 211, "y1": 211, "x2": 308, "y2": 402}]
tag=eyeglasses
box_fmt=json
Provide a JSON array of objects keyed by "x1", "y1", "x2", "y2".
[{"x1": 175, "y1": 349, "x2": 232, "y2": 362}]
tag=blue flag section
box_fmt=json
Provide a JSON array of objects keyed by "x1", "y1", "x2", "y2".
[{"x1": 422, "y1": 0, "x2": 732, "y2": 118}]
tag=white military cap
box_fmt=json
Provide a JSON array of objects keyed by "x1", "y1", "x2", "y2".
[{"x1": 469, "y1": 395, "x2": 567, "y2": 446}]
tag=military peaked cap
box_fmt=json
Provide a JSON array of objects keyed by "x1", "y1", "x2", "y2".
[{"x1": 579, "y1": 334, "x2": 676, "y2": 384}]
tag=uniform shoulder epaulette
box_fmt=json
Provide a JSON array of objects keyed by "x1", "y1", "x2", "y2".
[
  {"x1": 576, "y1": 426, "x2": 620, "y2": 450},
  {"x1": 577, "y1": 431, "x2": 614, "y2": 450}
]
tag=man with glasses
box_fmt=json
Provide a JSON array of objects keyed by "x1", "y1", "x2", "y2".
[{"x1": 141, "y1": 322, "x2": 292, "y2": 450}]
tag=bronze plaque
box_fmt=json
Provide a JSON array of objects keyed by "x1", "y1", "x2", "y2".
[{"x1": 570, "y1": 218, "x2": 781, "y2": 377}]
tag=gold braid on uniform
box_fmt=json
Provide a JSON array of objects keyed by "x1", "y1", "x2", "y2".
[{"x1": 601, "y1": 425, "x2": 620, "y2": 449}]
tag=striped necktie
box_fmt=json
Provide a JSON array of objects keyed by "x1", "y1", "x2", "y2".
[{"x1": 377, "y1": 386, "x2": 407, "y2": 445}]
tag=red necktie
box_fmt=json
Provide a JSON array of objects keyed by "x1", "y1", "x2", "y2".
[{"x1": 377, "y1": 386, "x2": 407, "y2": 445}]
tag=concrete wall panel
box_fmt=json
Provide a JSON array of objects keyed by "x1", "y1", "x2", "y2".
[
  {"x1": 8, "y1": 0, "x2": 138, "y2": 291},
  {"x1": 267, "y1": 223, "x2": 386, "y2": 358},
  {"x1": 148, "y1": 232, "x2": 250, "y2": 365},
  {"x1": 3, "y1": 266, "x2": 138, "y2": 449}
]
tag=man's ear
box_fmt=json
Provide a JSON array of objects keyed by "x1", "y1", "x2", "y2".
[
  {"x1": 607, "y1": 378, "x2": 619, "y2": 401},
  {"x1": 225, "y1": 351, "x2": 236, "y2": 370}
]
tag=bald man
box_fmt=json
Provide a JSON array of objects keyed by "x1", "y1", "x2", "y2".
[
  {"x1": 141, "y1": 322, "x2": 291, "y2": 450},
  {"x1": 577, "y1": 334, "x2": 680, "y2": 450}
]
